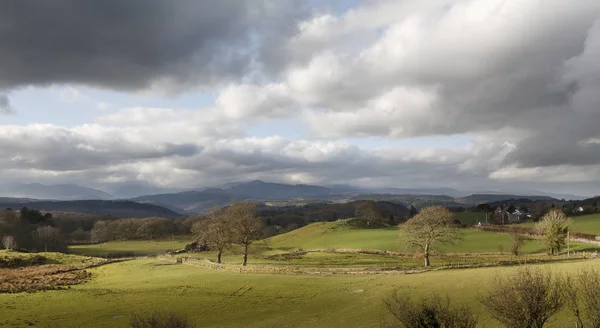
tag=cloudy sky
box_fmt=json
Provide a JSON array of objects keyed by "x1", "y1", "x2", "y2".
[{"x1": 1, "y1": 0, "x2": 600, "y2": 197}]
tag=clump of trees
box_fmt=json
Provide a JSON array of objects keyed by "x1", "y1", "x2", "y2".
[
  {"x1": 90, "y1": 217, "x2": 177, "y2": 243},
  {"x1": 0, "y1": 208, "x2": 66, "y2": 252},
  {"x1": 536, "y1": 209, "x2": 570, "y2": 255},
  {"x1": 402, "y1": 206, "x2": 461, "y2": 267},
  {"x1": 192, "y1": 202, "x2": 263, "y2": 266},
  {"x1": 383, "y1": 291, "x2": 477, "y2": 328},
  {"x1": 352, "y1": 200, "x2": 386, "y2": 227}
]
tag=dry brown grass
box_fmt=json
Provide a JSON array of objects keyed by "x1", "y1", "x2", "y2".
[{"x1": 0, "y1": 264, "x2": 91, "y2": 293}]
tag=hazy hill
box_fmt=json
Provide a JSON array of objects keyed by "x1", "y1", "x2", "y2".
[
  {"x1": 457, "y1": 194, "x2": 555, "y2": 205},
  {"x1": 225, "y1": 180, "x2": 332, "y2": 199},
  {"x1": 0, "y1": 183, "x2": 113, "y2": 200},
  {"x1": 259, "y1": 200, "x2": 409, "y2": 228},
  {"x1": 133, "y1": 189, "x2": 235, "y2": 214},
  {"x1": 132, "y1": 180, "x2": 334, "y2": 213},
  {"x1": 0, "y1": 200, "x2": 182, "y2": 218}
]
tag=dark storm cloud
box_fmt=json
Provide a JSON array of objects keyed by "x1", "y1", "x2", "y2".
[{"x1": 0, "y1": 0, "x2": 305, "y2": 91}]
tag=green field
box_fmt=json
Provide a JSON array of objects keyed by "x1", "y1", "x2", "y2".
[
  {"x1": 517, "y1": 213, "x2": 600, "y2": 235},
  {"x1": 1, "y1": 258, "x2": 600, "y2": 327},
  {"x1": 456, "y1": 211, "x2": 487, "y2": 225},
  {"x1": 264, "y1": 221, "x2": 590, "y2": 254},
  {"x1": 3, "y1": 221, "x2": 600, "y2": 327},
  {"x1": 69, "y1": 237, "x2": 192, "y2": 257}
]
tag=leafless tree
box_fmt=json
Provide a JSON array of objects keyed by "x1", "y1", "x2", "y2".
[
  {"x1": 479, "y1": 266, "x2": 565, "y2": 328},
  {"x1": 563, "y1": 267, "x2": 600, "y2": 328},
  {"x1": 535, "y1": 209, "x2": 570, "y2": 255},
  {"x1": 382, "y1": 290, "x2": 477, "y2": 328},
  {"x1": 2, "y1": 235, "x2": 16, "y2": 250},
  {"x1": 228, "y1": 202, "x2": 263, "y2": 266},
  {"x1": 509, "y1": 228, "x2": 525, "y2": 256},
  {"x1": 191, "y1": 208, "x2": 231, "y2": 263},
  {"x1": 402, "y1": 206, "x2": 461, "y2": 267}
]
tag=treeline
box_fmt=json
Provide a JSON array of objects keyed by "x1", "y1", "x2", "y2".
[
  {"x1": 0, "y1": 207, "x2": 67, "y2": 252},
  {"x1": 0, "y1": 207, "x2": 201, "y2": 252}
]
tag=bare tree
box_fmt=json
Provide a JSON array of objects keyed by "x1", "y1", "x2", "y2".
[
  {"x1": 227, "y1": 202, "x2": 263, "y2": 266},
  {"x1": 535, "y1": 209, "x2": 570, "y2": 255},
  {"x1": 563, "y1": 267, "x2": 600, "y2": 328},
  {"x1": 402, "y1": 206, "x2": 461, "y2": 267},
  {"x1": 2, "y1": 235, "x2": 16, "y2": 250},
  {"x1": 191, "y1": 208, "x2": 231, "y2": 264},
  {"x1": 509, "y1": 228, "x2": 525, "y2": 256},
  {"x1": 382, "y1": 290, "x2": 477, "y2": 328},
  {"x1": 479, "y1": 266, "x2": 565, "y2": 328}
]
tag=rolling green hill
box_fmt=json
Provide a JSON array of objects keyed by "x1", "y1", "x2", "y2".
[{"x1": 265, "y1": 221, "x2": 555, "y2": 254}]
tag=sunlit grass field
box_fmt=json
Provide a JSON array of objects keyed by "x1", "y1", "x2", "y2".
[{"x1": 1, "y1": 258, "x2": 599, "y2": 327}]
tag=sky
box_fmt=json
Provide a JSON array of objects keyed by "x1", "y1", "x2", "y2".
[{"x1": 1, "y1": 0, "x2": 600, "y2": 197}]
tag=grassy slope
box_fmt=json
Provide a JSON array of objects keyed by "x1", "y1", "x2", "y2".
[
  {"x1": 1, "y1": 258, "x2": 600, "y2": 327},
  {"x1": 69, "y1": 237, "x2": 191, "y2": 257},
  {"x1": 265, "y1": 221, "x2": 575, "y2": 254},
  {"x1": 518, "y1": 213, "x2": 600, "y2": 235}
]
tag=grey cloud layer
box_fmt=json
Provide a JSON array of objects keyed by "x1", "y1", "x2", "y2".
[
  {"x1": 0, "y1": 0, "x2": 306, "y2": 91},
  {"x1": 2, "y1": 0, "x2": 600, "y2": 195}
]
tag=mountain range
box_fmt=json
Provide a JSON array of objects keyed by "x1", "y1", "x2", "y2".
[{"x1": 0, "y1": 180, "x2": 589, "y2": 216}]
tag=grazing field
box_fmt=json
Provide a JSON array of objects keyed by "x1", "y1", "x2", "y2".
[
  {"x1": 517, "y1": 213, "x2": 600, "y2": 235},
  {"x1": 1, "y1": 258, "x2": 599, "y2": 327},
  {"x1": 69, "y1": 237, "x2": 191, "y2": 257},
  {"x1": 263, "y1": 221, "x2": 589, "y2": 254}
]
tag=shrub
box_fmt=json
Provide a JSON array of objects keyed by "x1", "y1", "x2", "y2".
[
  {"x1": 382, "y1": 290, "x2": 477, "y2": 328},
  {"x1": 479, "y1": 266, "x2": 564, "y2": 328},
  {"x1": 130, "y1": 311, "x2": 195, "y2": 328}
]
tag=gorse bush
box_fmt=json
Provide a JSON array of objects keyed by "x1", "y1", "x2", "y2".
[{"x1": 130, "y1": 311, "x2": 195, "y2": 328}]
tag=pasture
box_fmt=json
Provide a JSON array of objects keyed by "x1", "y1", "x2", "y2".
[
  {"x1": 1, "y1": 258, "x2": 599, "y2": 327},
  {"x1": 517, "y1": 213, "x2": 600, "y2": 235},
  {"x1": 2, "y1": 219, "x2": 599, "y2": 327}
]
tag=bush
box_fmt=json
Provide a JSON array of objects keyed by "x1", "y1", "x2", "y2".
[
  {"x1": 479, "y1": 266, "x2": 564, "y2": 328},
  {"x1": 130, "y1": 311, "x2": 194, "y2": 328},
  {"x1": 382, "y1": 291, "x2": 477, "y2": 328}
]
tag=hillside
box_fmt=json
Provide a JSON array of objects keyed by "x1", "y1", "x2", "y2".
[
  {"x1": 265, "y1": 220, "x2": 554, "y2": 253},
  {"x1": 0, "y1": 183, "x2": 113, "y2": 200},
  {"x1": 457, "y1": 194, "x2": 555, "y2": 205},
  {"x1": 0, "y1": 200, "x2": 182, "y2": 218},
  {"x1": 259, "y1": 200, "x2": 409, "y2": 228}
]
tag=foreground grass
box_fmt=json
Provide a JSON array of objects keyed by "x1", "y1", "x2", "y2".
[{"x1": 1, "y1": 258, "x2": 599, "y2": 327}]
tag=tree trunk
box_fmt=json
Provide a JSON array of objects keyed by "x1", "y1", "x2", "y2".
[
  {"x1": 217, "y1": 249, "x2": 222, "y2": 264},
  {"x1": 242, "y1": 243, "x2": 249, "y2": 266},
  {"x1": 424, "y1": 243, "x2": 431, "y2": 267}
]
